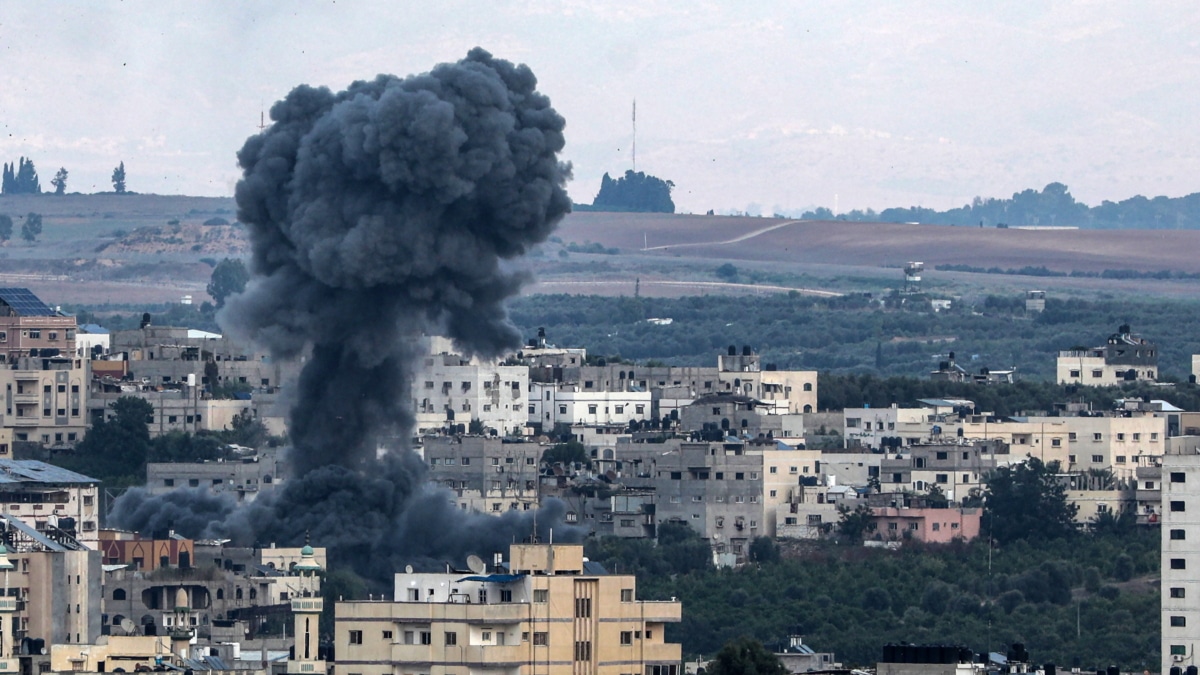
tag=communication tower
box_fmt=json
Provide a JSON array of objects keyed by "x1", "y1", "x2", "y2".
[{"x1": 903, "y1": 262, "x2": 924, "y2": 294}]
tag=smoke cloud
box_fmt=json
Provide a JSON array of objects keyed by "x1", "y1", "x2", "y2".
[{"x1": 111, "y1": 48, "x2": 579, "y2": 581}]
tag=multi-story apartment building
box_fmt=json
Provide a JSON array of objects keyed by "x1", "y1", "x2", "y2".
[
  {"x1": 414, "y1": 337, "x2": 529, "y2": 436},
  {"x1": 145, "y1": 448, "x2": 284, "y2": 503},
  {"x1": 0, "y1": 513, "x2": 101, "y2": 648},
  {"x1": 529, "y1": 346, "x2": 817, "y2": 419},
  {"x1": 0, "y1": 461, "x2": 100, "y2": 546},
  {"x1": 333, "y1": 543, "x2": 682, "y2": 675},
  {"x1": 528, "y1": 383, "x2": 651, "y2": 430},
  {"x1": 1025, "y1": 413, "x2": 1166, "y2": 477},
  {"x1": 879, "y1": 442, "x2": 1002, "y2": 503},
  {"x1": 0, "y1": 289, "x2": 77, "y2": 365},
  {"x1": 1162, "y1": 445, "x2": 1200, "y2": 673},
  {"x1": 0, "y1": 355, "x2": 89, "y2": 448},
  {"x1": 1057, "y1": 324, "x2": 1158, "y2": 385},
  {"x1": 423, "y1": 436, "x2": 541, "y2": 514},
  {"x1": 677, "y1": 394, "x2": 805, "y2": 438}
]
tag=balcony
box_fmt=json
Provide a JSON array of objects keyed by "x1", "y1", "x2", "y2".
[
  {"x1": 0, "y1": 599, "x2": 16, "y2": 612},
  {"x1": 291, "y1": 598, "x2": 323, "y2": 612}
]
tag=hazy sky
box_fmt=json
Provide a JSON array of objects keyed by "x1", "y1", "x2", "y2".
[{"x1": 2, "y1": 2, "x2": 1198, "y2": 215}]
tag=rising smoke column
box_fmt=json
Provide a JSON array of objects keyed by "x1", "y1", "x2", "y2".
[{"x1": 111, "y1": 48, "x2": 577, "y2": 581}]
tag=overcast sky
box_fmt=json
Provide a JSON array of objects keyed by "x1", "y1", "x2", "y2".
[{"x1": 2, "y1": 2, "x2": 1198, "y2": 215}]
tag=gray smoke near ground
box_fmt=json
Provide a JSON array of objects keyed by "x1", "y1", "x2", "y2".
[{"x1": 111, "y1": 48, "x2": 580, "y2": 582}]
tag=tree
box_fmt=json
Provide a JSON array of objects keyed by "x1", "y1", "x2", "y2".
[
  {"x1": 50, "y1": 167, "x2": 68, "y2": 195},
  {"x1": 541, "y1": 440, "x2": 589, "y2": 467},
  {"x1": 2, "y1": 158, "x2": 41, "y2": 194},
  {"x1": 748, "y1": 536, "x2": 779, "y2": 563},
  {"x1": 706, "y1": 637, "x2": 788, "y2": 675},
  {"x1": 206, "y1": 258, "x2": 249, "y2": 307},
  {"x1": 56, "y1": 396, "x2": 154, "y2": 485},
  {"x1": 982, "y1": 456, "x2": 1078, "y2": 544},
  {"x1": 592, "y1": 170, "x2": 675, "y2": 213},
  {"x1": 715, "y1": 263, "x2": 739, "y2": 281},
  {"x1": 0, "y1": 215, "x2": 11, "y2": 241},
  {"x1": 836, "y1": 503, "x2": 873, "y2": 540},
  {"x1": 112, "y1": 161, "x2": 127, "y2": 193},
  {"x1": 20, "y1": 213, "x2": 42, "y2": 243}
]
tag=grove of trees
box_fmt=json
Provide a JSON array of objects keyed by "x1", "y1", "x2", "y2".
[
  {"x1": 20, "y1": 212, "x2": 42, "y2": 242},
  {"x1": 807, "y1": 181, "x2": 1200, "y2": 230},
  {"x1": 1, "y1": 157, "x2": 40, "y2": 194},
  {"x1": 206, "y1": 258, "x2": 249, "y2": 307},
  {"x1": 587, "y1": 170, "x2": 676, "y2": 213}
]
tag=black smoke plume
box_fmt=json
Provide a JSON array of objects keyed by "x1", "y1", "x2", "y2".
[{"x1": 111, "y1": 48, "x2": 578, "y2": 581}]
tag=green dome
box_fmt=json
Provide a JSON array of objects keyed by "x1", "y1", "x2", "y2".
[{"x1": 301, "y1": 544, "x2": 314, "y2": 556}]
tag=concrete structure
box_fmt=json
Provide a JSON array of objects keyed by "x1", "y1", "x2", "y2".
[
  {"x1": 146, "y1": 449, "x2": 284, "y2": 503},
  {"x1": 415, "y1": 337, "x2": 530, "y2": 436},
  {"x1": 879, "y1": 442, "x2": 1001, "y2": 503},
  {"x1": 0, "y1": 354, "x2": 89, "y2": 448},
  {"x1": 75, "y1": 324, "x2": 111, "y2": 360},
  {"x1": 1025, "y1": 413, "x2": 1166, "y2": 477},
  {"x1": 0, "y1": 461, "x2": 99, "y2": 546},
  {"x1": 286, "y1": 544, "x2": 325, "y2": 675},
  {"x1": 423, "y1": 437, "x2": 541, "y2": 513},
  {"x1": 99, "y1": 530, "x2": 194, "y2": 571},
  {"x1": 0, "y1": 513, "x2": 101, "y2": 648},
  {"x1": 1162, "y1": 444, "x2": 1200, "y2": 673},
  {"x1": 1057, "y1": 324, "x2": 1158, "y2": 385},
  {"x1": 529, "y1": 382, "x2": 652, "y2": 430},
  {"x1": 49, "y1": 635, "x2": 175, "y2": 672},
  {"x1": 1025, "y1": 290, "x2": 1046, "y2": 313},
  {"x1": 333, "y1": 543, "x2": 682, "y2": 675},
  {"x1": 867, "y1": 505, "x2": 981, "y2": 543},
  {"x1": 0, "y1": 289, "x2": 77, "y2": 365},
  {"x1": 770, "y1": 635, "x2": 839, "y2": 673}
]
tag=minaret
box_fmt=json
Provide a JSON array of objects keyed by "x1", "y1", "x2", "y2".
[
  {"x1": 168, "y1": 586, "x2": 194, "y2": 659},
  {"x1": 287, "y1": 543, "x2": 324, "y2": 675},
  {"x1": 0, "y1": 545, "x2": 16, "y2": 673}
]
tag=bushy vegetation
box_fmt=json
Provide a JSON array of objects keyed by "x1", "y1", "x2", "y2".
[
  {"x1": 588, "y1": 527, "x2": 1159, "y2": 669},
  {"x1": 807, "y1": 181, "x2": 1200, "y2": 230},
  {"x1": 584, "y1": 170, "x2": 675, "y2": 213},
  {"x1": 508, "y1": 293, "x2": 1200, "y2": 381}
]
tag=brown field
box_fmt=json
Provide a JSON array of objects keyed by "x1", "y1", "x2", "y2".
[{"x1": 556, "y1": 212, "x2": 1200, "y2": 274}]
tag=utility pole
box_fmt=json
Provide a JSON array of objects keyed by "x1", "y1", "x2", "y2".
[{"x1": 631, "y1": 99, "x2": 637, "y2": 172}]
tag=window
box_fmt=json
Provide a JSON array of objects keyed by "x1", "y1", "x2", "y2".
[
  {"x1": 621, "y1": 631, "x2": 633, "y2": 645},
  {"x1": 1172, "y1": 501, "x2": 1186, "y2": 512},
  {"x1": 349, "y1": 630, "x2": 363, "y2": 645},
  {"x1": 1172, "y1": 645, "x2": 1188, "y2": 656},
  {"x1": 1133, "y1": 433, "x2": 1141, "y2": 441},
  {"x1": 445, "y1": 632, "x2": 458, "y2": 646},
  {"x1": 936, "y1": 474, "x2": 948, "y2": 484},
  {"x1": 383, "y1": 630, "x2": 393, "y2": 640},
  {"x1": 771, "y1": 466, "x2": 779, "y2": 474},
  {"x1": 1116, "y1": 433, "x2": 1125, "y2": 441},
  {"x1": 421, "y1": 631, "x2": 432, "y2": 645},
  {"x1": 1172, "y1": 616, "x2": 1187, "y2": 628},
  {"x1": 621, "y1": 588, "x2": 633, "y2": 602},
  {"x1": 1092, "y1": 370, "x2": 1103, "y2": 378},
  {"x1": 574, "y1": 641, "x2": 592, "y2": 661},
  {"x1": 1069, "y1": 370, "x2": 1080, "y2": 378},
  {"x1": 1051, "y1": 438, "x2": 1061, "y2": 447},
  {"x1": 1068, "y1": 455, "x2": 1076, "y2": 464},
  {"x1": 1172, "y1": 558, "x2": 1187, "y2": 570},
  {"x1": 575, "y1": 597, "x2": 592, "y2": 618},
  {"x1": 1115, "y1": 456, "x2": 1126, "y2": 464},
  {"x1": 1171, "y1": 588, "x2": 1186, "y2": 599},
  {"x1": 533, "y1": 632, "x2": 548, "y2": 646},
  {"x1": 750, "y1": 472, "x2": 759, "y2": 479},
  {"x1": 500, "y1": 589, "x2": 512, "y2": 603},
  {"x1": 1172, "y1": 472, "x2": 1187, "y2": 483},
  {"x1": 1091, "y1": 455, "x2": 1103, "y2": 463},
  {"x1": 534, "y1": 589, "x2": 548, "y2": 603},
  {"x1": 559, "y1": 405, "x2": 567, "y2": 415},
  {"x1": 1092, "y1": 433, "x2": 1102, "y2": 442},
  {"x1": 588, "y1": 405, "x2": 597, "y2": 415},
  {"x1": 670, "y1": 472, "x2": 682, "y2": 480},
  {"x1": 164, "y1": 479, "x2": 175, "y2": 487},
  {"x1": 635, "y1": 405, "x2": 645, "y2": 414}
]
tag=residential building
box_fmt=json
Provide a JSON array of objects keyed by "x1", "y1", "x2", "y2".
[
  {"x1": 879, "y1": 442, "x2": 1001, "y2": 503},
  {"x1": 0, "y1": 513, "x2": 101, "y2": 648},
  {"x1": 769, "y1": 635, "x2": 839, "y2": 673},
  {"x1": 333, "y1": 543, "x2": 682, "y2": 675},
  {"x1": 0, "y1": 354, "x2": 89, "y2": 448},
  {"x1": 0, "y1": 461, "x2": 99, "y2": 546},
  {"x1": 1025, "y1": 290, "x2": 1046, "y2": 313},
  {"x1": 1057, "y1": 324, "x2": 1158, "y2": 385},
  {"x1": 1025, "y1": 413, "x2": 1167, "y2": 477},
  {"x1": 422, "y1": 436, "x2": 541, "y2": 513},
  {"x1": 528, "y1": 382, "x2": 652, "y2": 430},
  {"x1": 1161, "y1": 444, "x2": 1200, "y2": 673},
  {"x1": 145, "y1": 448, "x2": 284, "y2": 503},
  {"x1": 867, "y1": 505, "x2": 981, "y2": 543},
  {"x1": 414, "y1": 337, "x2": 529, "y2": 436},
  {"x1": 0, "y1": 289, "x2": 77, "y2": 365},
  {"x1": 775, "y1": 482, "x2": 859, "y2": 540},
  {"x1": 98, "y1": 530, "x2": 194, "y2": 571}
]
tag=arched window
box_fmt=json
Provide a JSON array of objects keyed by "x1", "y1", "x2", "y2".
[
  {"x1": 235, "y1": 588, "x2": 243, "y2": 600},
  {"x1": 216, "y1": 589, "x2": 224, "y2": 600},
  {"x1": 803, "y1": 405, "x2": 813, "y2": 413},
  {"x1": 113, "y1": 589, "x2": 127, "y2": 601},
  {"x1": 803, "y1": 383, "x2": 813, "y2": 392}
]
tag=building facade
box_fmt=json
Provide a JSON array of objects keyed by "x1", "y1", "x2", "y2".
[{"x1": 1162, "y1": 446, "x2": 1200, "y2": 673}]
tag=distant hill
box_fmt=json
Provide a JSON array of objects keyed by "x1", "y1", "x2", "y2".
[{"x1": 802, "y1": 182, "x2": 1200, "y2": 230}]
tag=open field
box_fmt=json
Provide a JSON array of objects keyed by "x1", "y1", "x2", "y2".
[{"x1": 3, "y1": 195, "x2": 1200, "y2": 305}]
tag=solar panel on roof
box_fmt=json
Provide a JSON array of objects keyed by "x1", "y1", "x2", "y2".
[{"x1": 0, "y1": 288, "x2": 55, "y2": 316}]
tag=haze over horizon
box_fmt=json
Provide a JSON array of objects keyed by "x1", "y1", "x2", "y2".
[{"x1": 2, "y1": 2, "x2": 1198, "y2": 216}]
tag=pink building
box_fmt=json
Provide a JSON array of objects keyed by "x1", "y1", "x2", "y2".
[{"x1": 868, "y1": 506, "x2": 982, "y2": 543}]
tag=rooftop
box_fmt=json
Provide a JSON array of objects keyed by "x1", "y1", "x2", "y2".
[
  {"x1": 0, "y1": 288, "x2": 55, "y2": 317},
  {"x1": 0, "y1": 460, "x2": 98, "y2": 485}
]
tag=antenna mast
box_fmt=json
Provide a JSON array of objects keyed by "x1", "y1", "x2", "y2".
[{"x1": 632, "y1": 99, "x2": 637, "y2": 172}]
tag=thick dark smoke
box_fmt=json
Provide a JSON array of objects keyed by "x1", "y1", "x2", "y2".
[{"x1": 111, "y1": 48, "x2": 580, "y2": 581}]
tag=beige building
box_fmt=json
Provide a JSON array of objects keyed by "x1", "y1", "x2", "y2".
[
  {"x1": 334, "y1": 543, "x2": 681, "y2": 675},
  {"x1": 1056, "y1": 325, "x2": 1158, "y2": 385},
  {"x1": 415, "y1": 337, "x2": 530, "y2": 437},
  {"x1": 0, "y1": 355, "x2": 89, "y2": 448},
  {"x1": 0, "y1": 289, "x2": 77, "y2": 365},
  {"x1": 0, "y1": 461, "x2": 100, "y2": 546},
  {"x1": 1025, "y1": 414, "x2": 1166, "y2": 477},
  {"x1": 1162, "y1": 445, "x2": 1200, "y2": 673}
]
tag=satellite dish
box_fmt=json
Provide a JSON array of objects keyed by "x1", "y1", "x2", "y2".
[
  {"x1": 404, "y1": 565, "x2": 413, "y2": 574},
  {"x1": 466, "y1": 555, "x2": 486, "y2": 575},
  {"x1": 121, "y1": 618, "x2": 136, "y2": 634}
]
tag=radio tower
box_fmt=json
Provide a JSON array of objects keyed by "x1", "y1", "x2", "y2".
[{"x1": 631, "y1": 99, "x2": 637, "y2": 172}]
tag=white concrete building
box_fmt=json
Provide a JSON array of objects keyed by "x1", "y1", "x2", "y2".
[
  {"x1": 1162, "y1": 444, "x2": 1200, "y2": 673},
  {"x1": 1056, "y1": 325, "x2": 1158, "y2": 385},
  {"x1": 528, "y1": 382, "x2": 651, "y2": 429},
  {"x1": 413, "y1": 337, "x2": 529, "y2": 436}
]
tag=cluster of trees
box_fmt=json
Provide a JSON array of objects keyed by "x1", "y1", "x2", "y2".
[
  {"x1": 0, "y1": 213, "x2": 44, "y2": 242},
  {"x1": 583, "y1": 170, "x2": 675, "y2": 213},
  {"x1": 805, "y1": 181, "x2": 1200, "y2": 230},
  {"x1": 51, "y1": 396, "x2": 275, "y2": 487},
  {"x1": 587, "y1": 463, "x2": 1159, "y2": 668},
  {"x1": 1, "y1": 157, "x2": 41, "y2": 194},
  {"x1": 206, "y1": 257, "x2": 249, "y2": 307},
  {"x1": 507, "y1": 292, "x2": 1200, "y2": 381}
]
